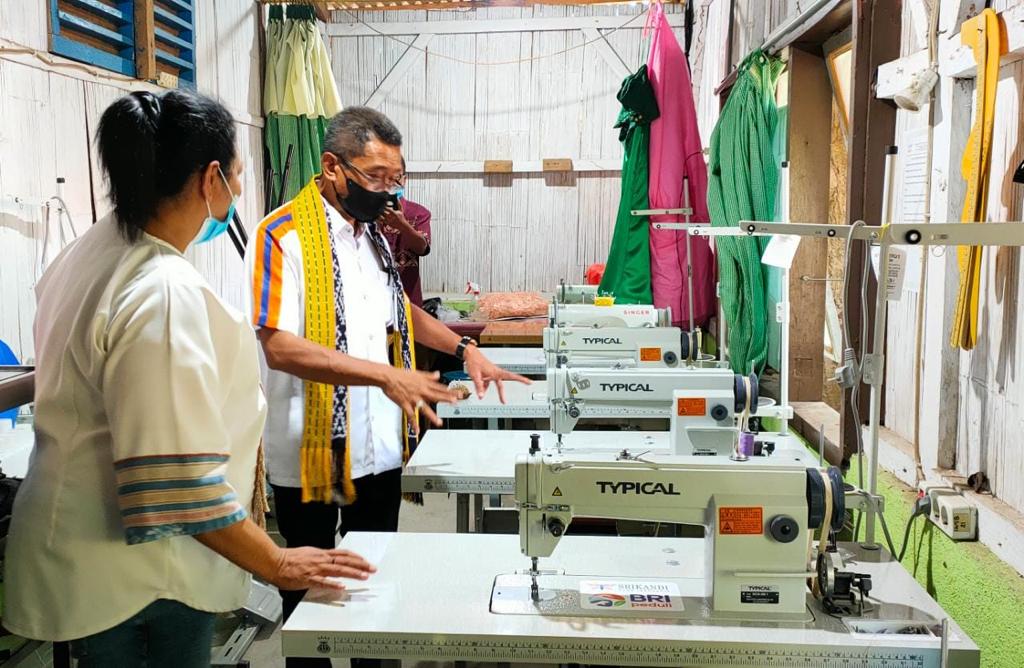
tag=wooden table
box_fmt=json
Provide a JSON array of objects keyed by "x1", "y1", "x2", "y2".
[{"x1": 479, "y1": 319, "x2": 546, "y2": 345}]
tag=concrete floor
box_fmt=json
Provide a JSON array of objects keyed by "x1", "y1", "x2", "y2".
[{"x1": 235, "y1": 491, "x2": 474, "y2": 668}]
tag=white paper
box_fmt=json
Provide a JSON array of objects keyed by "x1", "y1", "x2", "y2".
[
  {"x1": 897, "y1": 128, "x2": 929, "y2": 291},
  {"x1": 760, "y1": 234, "x2": 802, "y2": 269},
  {"x1": 579, "y1": 580, "x2": 683, "y2": 611},
  {"x1": 869, "y1": 247, "x2": 907, "y2": 301},
  {"x1": 885, "y1": 249, "x2": 907, "y2": 301}
]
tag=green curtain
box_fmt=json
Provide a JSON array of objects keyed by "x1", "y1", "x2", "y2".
[
  {"x1": 707, "y1": 50, "x2": 785, "y2": 375},
  {"x1": 265, "y1": 114, "x2": 328, "y2": 208},
  {"x1": 264, "y1": 5, "x2": 342, "y2": 206},
  {"x1": 599, "y1": 65, "x2": 660, "y2": 304}
]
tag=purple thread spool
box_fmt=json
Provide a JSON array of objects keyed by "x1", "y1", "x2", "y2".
[{"x1": 738, "y1": 432, "x2": 755, "y2": 457}]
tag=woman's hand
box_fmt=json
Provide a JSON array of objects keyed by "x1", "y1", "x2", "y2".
[
  {"x1": 270, "y1": 547, "x2": 377, "y2": 591},
  {"x1": 380, "y1": 367, "x2": 460, "y2": 430}
]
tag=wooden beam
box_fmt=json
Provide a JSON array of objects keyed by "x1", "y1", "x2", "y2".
[
  {"x1": 580, "y1": 27, "x2": 629, "y2": 81},
  {"x1": 876, "y1": 2, "x2": 1024, "y2": 99},
  {"x1": 363, "y1": 33, "x2": 433, "y2": 108},
  {"x1": 134, "y1": 0, "x2": 156, "y2": 81},
  {"x1": 842, "y1": 0, "x2": 900, "y2": 462},
  {"x1": 327, "y1": 14, "x2": 686, "y2": 37},
  {"x1": 785, "y1": 47, "x2": 829, "y2": 402}
]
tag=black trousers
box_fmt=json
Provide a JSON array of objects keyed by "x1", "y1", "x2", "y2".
[{"x1": 272, "y1": 468, "x2": 402, "y2": 668}]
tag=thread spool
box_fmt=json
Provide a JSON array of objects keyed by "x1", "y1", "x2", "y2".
[{"x1": 738, "y1": 432, "x2": 755, "y2": 457}]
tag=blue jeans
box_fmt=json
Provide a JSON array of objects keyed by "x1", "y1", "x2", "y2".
[{"x1": 69, "y1": 598, "x2": 215, "y2": 668}]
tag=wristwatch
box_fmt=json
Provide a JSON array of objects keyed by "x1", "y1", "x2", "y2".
[{"x1": 454, "y1": 336, "x2": 477, "y2": 361}]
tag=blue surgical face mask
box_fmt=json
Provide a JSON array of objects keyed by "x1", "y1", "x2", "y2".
[{"x1": 195, "y1": 167, "x2": 238, "y2": 245}]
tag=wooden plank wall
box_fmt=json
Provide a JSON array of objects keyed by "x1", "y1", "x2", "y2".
[
  {"x1": 0, "y1": 0, "x2": 264, "y2": 362},
  {"x1": 953, "y1": 55, "x2": 1024, "y2": 512},
  {"x1": 885, "y1": 0, "x2": 1024, "y2": 514},
  {"x1": 884, "y1": 2, "x2": 928, "y2": 443},
  {"x1": 327, "y1": 4, "x2": 685, "y2": 293},
  {"x1": 728, "y1": 0, "x2": 802, "y2": 68}
]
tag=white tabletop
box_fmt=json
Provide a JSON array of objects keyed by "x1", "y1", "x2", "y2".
[
  {"x1": 404, "y1": 429, "x2": 667, "y2": 494},
  {"x1": 282, "y1": 532, "x2": 978, "y2": 665},
  {"x1": 476, "y1": 347, "x2": 546, "y2": 375},
  {"x1": 437, "y1": 380, "x2": 547, "y2": 419}
]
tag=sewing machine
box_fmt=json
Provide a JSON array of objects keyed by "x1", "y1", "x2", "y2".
[
  {"x1": 548, "y1": 366, "x2": 760, "y2": 457},
  {"x1": 555, "y1": 283, "x2": 598, "y2": 304},
  {"x1": 542, "y1": 325, "x2": 699, "y2": 369},
  {"x1": 514, "y1": 449, "x2": 844, "y2": 619},
  {"x1": 548, "y1": 303, "x2": 671, "y2": 328}
]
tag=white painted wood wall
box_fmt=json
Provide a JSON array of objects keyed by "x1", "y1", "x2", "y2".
[
  {"x1": 0, "y1": 0, "x2": 265, "y2": 363},
  {"x1": 884, "y1": 0, "x2": 1024, "y2": 514},
  {"x1": 326, "y1": 4, "x2": 691, "y2": 294}
]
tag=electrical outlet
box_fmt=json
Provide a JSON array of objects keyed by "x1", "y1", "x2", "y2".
[
  {"x1": 917, "y1": 482, "x2": 977, "y2": 541},
  {"x1": 933, "y1": 494, "x2": 977, "y2": 540}
]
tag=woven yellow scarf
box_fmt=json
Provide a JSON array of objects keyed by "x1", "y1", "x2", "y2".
[{"x1": 291, "y1": 178, "x2": 418, "y2": 503}]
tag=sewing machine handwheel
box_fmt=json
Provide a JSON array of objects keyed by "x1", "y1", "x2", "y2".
[
  {"x1": 827, "y1": 466, "x2": 846, "y2": 533},
  {"x1": 679, "y1": 330, "x2": 699, "y2": 363},
  {"x1": 806, "y1": 467, "x2": 847, "y2": 531},
  {"x1": 733, "y1": 373, "x2": 759, "y2": 415},
  {"x1": 816, "y1": 552, "x2": 835, "y2": 600}
]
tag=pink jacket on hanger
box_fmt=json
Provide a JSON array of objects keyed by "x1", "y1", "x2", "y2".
[{"x1": 646, "y1": 2, "x2": 715, "y2": 328}]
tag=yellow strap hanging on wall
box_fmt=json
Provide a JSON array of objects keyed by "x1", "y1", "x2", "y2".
[{"x1": 950, "y1": 9, "x2": 1002, "y2": 350}]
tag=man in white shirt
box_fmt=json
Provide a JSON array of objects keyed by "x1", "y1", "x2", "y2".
[{"x1": 246, "y1": 107, "x2": 526, "y2": 667}]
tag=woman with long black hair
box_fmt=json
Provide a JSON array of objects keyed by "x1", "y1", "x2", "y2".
[{"x1": 3, "y1": 89, "x2": 375, "y2": 667}]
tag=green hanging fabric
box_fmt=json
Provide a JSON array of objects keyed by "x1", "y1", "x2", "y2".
[
  {"x1": 264, "y1": 5, "x2": 342, "y2": 205},
  {"x1": 265, "y1": 114, "x2": 328, "y2": 206},
  {"x1": 599, "y1": 65, "x2": 660, "y2": 304},
  {"x1": 707, "y1": 50, "x2": 785, "y2": 375}
]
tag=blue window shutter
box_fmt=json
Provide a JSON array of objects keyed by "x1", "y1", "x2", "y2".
[{"x1": 49, "y1": 0, "x2": 137, "y2": 77}]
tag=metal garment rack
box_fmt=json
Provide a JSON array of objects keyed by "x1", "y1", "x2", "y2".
[{"x1": 692, "y1": 219, "x2": 1024, "y2": 544}]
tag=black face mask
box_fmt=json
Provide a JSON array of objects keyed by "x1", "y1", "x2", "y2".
[{"x1": 333, "y1": 165, "x2": 393, "y2": 222}]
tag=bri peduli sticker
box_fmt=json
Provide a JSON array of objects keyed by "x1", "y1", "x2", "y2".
[{"x1": 579, "y1": 580, "x2": 683, "y2": 611}]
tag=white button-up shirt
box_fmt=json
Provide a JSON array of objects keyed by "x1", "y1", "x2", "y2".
[
  {"x1": 245, "y1": 197, "x2": 404, "y2": 486},
  {"x1": 5, "y1": 216, "x2": 266, "y2": 641}
]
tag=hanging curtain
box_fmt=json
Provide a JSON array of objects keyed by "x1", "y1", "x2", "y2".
[
  {"x1": 598, "y1": 65, "x2": 660, "y2": 304},
  {"x1": 264, "y1": 4, "x2": 343, "y2": 206},
  {"x1": 706, "y1": 50, "x2": 785, "y2": 375},
  {"x1": 645, "y1": 1, "x2": 715, "y2": 328}
]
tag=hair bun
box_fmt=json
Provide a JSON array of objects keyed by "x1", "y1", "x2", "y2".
[{"x1": 132, "y1": 91, "x2": 162, "y2": 127}]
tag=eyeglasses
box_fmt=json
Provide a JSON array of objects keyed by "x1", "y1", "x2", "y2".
[{"x1": 339, "y1": 157, "x2": 405, "y2": 194}]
